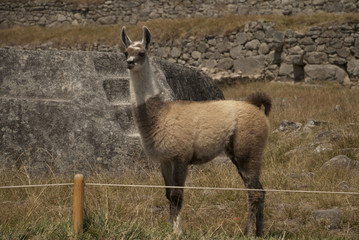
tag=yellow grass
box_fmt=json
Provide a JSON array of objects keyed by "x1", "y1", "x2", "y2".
[{"x1": 1, "y1": 13, "x2": 359, "y2": 49}]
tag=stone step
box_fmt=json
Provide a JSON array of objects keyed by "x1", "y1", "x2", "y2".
[{"x1": 110, "y1": 101, "x2": 131, "y2": 106}]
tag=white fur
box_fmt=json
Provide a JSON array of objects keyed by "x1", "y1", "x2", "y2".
[
  {"x1": 172, "y1": 214, "x2": 182, "y2": 235},
  {"x1": 129, "y1": 57, "x2": 162, "y2": 106}
]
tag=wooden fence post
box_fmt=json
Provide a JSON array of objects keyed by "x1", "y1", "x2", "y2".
[{"x1": 73, "y1": 174, "x2": 84, "y2": 235}]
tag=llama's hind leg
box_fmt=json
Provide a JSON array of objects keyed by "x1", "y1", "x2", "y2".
[
  {"x1": 160, "y1": 160, "x2": 188, "y2": 234},
  {"x1": 227, "y1": 152, "x2": 265, "y2": 236},
  {"x1": 240, "y1": 171, "x2": 265, "y2": 236}
]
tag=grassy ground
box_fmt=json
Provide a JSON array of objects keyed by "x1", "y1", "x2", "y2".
[
  {"x1": 1, "y1": 13, "x2": 359, "y2": 49},
  {"x1": 1, "y1": 82, "x2": 358, "y2": 239}
]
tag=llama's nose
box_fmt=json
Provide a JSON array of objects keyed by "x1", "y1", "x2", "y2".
[{"x1": 126, "y1": 59, "x2": 135, "y2": 69}]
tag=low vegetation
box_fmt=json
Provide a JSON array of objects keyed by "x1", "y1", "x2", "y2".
[
  {"x1": 1, "y1": 82, "x2": 358, "y2": 239},
  {"x1": 1, "y1": 13, "x2": 359, "y2": 49}
]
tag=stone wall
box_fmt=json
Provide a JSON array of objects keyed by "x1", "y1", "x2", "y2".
[
  {"x1": 1, "y1": 0, "x2": 359, "y2": 28},
  {"x1": 26, "y1": 21, "x2": 359, "y2": 86},
  {"x1": 152, "y1": 21, "x2": 359, "y2": 86}
]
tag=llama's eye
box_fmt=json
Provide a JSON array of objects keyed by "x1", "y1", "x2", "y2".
[
  {"x1": 124, "y1": 51, "x2": 128, "y2": 58},
  {"x1": 139, "y1": 51, "x2": 145, "y2": 57}
]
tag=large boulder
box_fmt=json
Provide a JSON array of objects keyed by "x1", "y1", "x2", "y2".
[
  {"x1": 347, "y1": 59, "x2": 359, "y2": 80},
  {"x1": 0, "y1": 48, "x2": 224, "y2": 175},
  {"x1": 320, "y1": 155, "x2": 355, "y2": 170},
  {"x1": 304, "y1": 64, "x2": 350, "y2": 84},
  {"x1": 233, "y1": 55, "x2": 265, "y2": 76}
]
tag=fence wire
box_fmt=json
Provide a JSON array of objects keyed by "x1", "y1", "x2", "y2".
[{"x1": 1, "y1": 182, "x2": 359, "y2": 195}]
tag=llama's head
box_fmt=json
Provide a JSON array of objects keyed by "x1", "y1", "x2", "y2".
[{"x1": 121, "y1": 26, "x2": 151, "y2": 71}]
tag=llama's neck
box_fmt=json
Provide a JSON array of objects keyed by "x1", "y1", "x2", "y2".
[
  {"x1": 129, "y1": 58, "x2": 163, "y2": 106},
  {"x1": 129, "y1": 58, "x2": 166, "y2": 150}
]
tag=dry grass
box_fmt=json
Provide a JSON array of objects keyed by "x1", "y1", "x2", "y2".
[
  {"x1": 0, "y1": 0, "x2": 104, "y2": 4},
  {"x1": 1, "y1": 13, "x2": 359, "y2": 49},
  {"x1": 1, "y1": 82, "x2": 358, "y2": 239}
]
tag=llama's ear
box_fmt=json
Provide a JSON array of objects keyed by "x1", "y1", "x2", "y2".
[
  {"x1": 121, "y1": 26, "x2": 132, "y2": 48},
  {"x1": 142, "y1": 26, "x2": 151, "y2": 51}
]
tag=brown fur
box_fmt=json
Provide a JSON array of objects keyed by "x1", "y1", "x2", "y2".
[
  {"x1": 122, "y1": 26, "x2": 272, "y2": 236},
  {"x1": 133, "y1": 96, "x2": 270, "y2": 165}
]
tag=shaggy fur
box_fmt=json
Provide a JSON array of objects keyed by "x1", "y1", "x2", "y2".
[{"x1": 122, "y1": 26, "x2": 272, "y2": 236}]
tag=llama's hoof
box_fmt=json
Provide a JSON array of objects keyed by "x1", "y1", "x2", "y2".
[
  {"x1": 173, "y1": 228, "x2": 182, "y2": 235},
  {"x1": 172, "y1": 215, "x2": 182, "y2": 235}
]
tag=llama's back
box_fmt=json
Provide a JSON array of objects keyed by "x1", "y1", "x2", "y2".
[{"x1": 151, "y1": 100, "x2": 269, "y2": 163}]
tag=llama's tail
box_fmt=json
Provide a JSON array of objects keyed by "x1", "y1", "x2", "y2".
[{"x1": 246, "y1": 92, "x2": 272, "y2": 116}]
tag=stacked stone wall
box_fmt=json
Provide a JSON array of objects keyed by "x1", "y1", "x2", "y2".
[
  {"x1": 8, "y1": 20, "x2": 359, "y2": 86},
  {"x1": 151, "y1": 21, "x2": 359, "y2": 86},
  {"x1": 1, "y1": 0, "x2": 359, "y2": 28}
]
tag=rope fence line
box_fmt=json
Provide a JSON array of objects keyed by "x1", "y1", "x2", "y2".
[
  {"x1": 0, "y1": 183, "x2": 73, "y2": 189},
  {"x1": 1, "y1": 174, "x2": 359, "y2": 235},
  {"x1": 1, "y1": 182, "x2": 359, "y2": 195}
]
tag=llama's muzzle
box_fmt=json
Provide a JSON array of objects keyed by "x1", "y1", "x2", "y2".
[
  {"x1": 126, "y1": 56, "x2": 135, "y2": 69},
  {"x1": 127, "y1": 60, "x2": 135, "y2": 69}
]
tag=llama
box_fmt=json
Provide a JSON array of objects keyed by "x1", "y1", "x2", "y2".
[{"x1": 121, "y1": 26, "x2": 272, "y2": 236}]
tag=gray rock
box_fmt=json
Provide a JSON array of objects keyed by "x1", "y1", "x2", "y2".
[
  {"x1": 314, "y1": 143, "x2": 333, "y2": 153},
  {"x1": 305, "y1": 119, "x2": 322, "y2": 128},
  {"x1": 265, "y1": 70, "x2": 276, "y2": 80},
  {"x1": 158, "y1": 47, "x2": 171, "y2": 58},
  {"x1": 300, "y1": 37, "x2": 314, "y2": 45},
  {"x1": 304, "y1": 52, "x2": 327, "y2": 64},
  {"x1": 217, "y1": 40, "x2": 231, "y2": 53},
  {"x1": 304, "y1": 64, "x2": 350, "y2": 84},
  {"x1": 197, "y1": 42, "x2": 207, "y2": 53},
  {"x1": 235, "y1": 32, "x2": 248, "y2": 45},
  {"x1": 347, "y1": 59, "x2": 359, "y2": 77},
  {"x1": 273, "y1": 31, "x2": 285, "y2": 43},
  {"x1": 279, "y1": 120, "x2": 302, "y2": 132},
  {"x1": 353, "y1": 37, "x2": 359, "y2": 58},
  {"x1": 336, "y1": 47, "x2": 351, "y2": 58},
  {"x1": 254, "y1": 31, "x2": 265, "y2": 40},
  {"x1": 202, "y1": 59, "x2": 217, "y2": 69},
  {"x1": 74, "y1": 13, "x2": 82, "y2": 20},
  {"x1": 233, "y1": 55, "x2": 265, "y2": 76},
  {"x1": 288, "y1": 46, "x2": 303, "y2": 55},
  {"x1": 207, "y1": 38, "x2": 216, "y2": 46},
  {"x1": 229, "y1": 45, "x2": 243, "y2": 59},
  {"x1": 315, "y1": 130, "x2": 339, "y2": 141},
  {"x1": 216, "y1": 58, "x2": 233, "y2": 70},
  {"x1": 171, "y1": 47, "x2": 182, "y2": 58},
  {"x1": 338, "y1": 181, "x2": 358, "y2": 192},
  {"x1": 321, "y1": 155, "x2": 355, "y2": 170},
  {"x1": 258, "y1": 43, "x2": 270, "y2": 55},
  {"x1": 278, "y1": 62, "x2": 293, "y2": 78},
  {"x1": 289, "y1": 55, "x2": 304, "y2": 65},
  {"x1": 56, "y1": 14, "x2": 67, "y2": 22},
  {"x1": 334, "y1": 104, "x2": 345, "y2": 112},
  {"x1": 313, "y1": 208, "x2": 341, "y2": 229},
  {"x1": 331, "y1": 38, "x2": 343, "y2": 49},
  {"x1": 191, "y1": 51, "x2": 201, "y2": 60},
  {"x1": 97, "y1": 16, "x2": 116, "y2": 24},
  {"x1": 245, "y1": 39, "x2": 260, "y2": 50},
  {"x1": 312, "y1": 0, "x2": 325, "y2": 6},
  {"x1": 284, "y1": 146, "x2": 311, "y2": 156}
]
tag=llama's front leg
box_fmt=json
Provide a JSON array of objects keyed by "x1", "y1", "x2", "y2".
[{"x1": 160, "y1": 160, "x2": 188, "y2": 234}]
